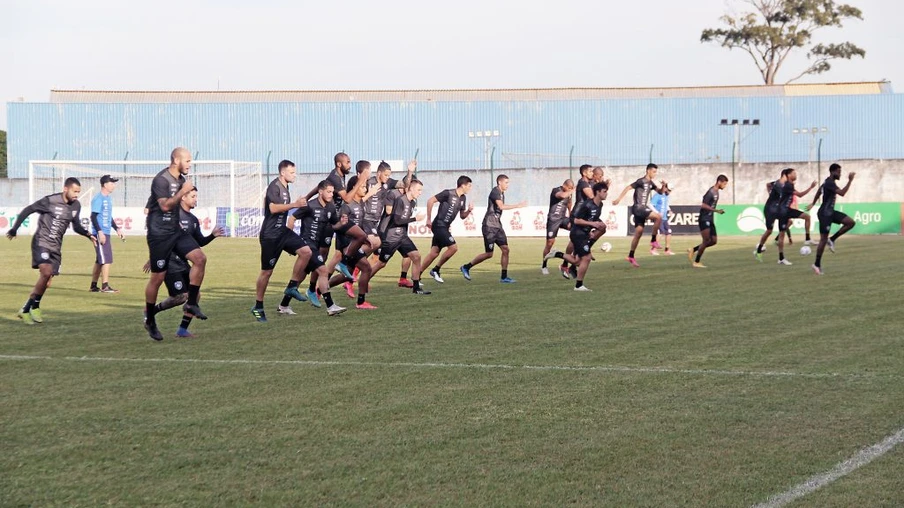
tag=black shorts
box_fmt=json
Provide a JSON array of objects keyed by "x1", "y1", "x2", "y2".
[
  {"x1": 482, "y1": 226, "x2": 507, "y2": 252},
  {"x1": 31, "y1": 241, "x2": 61, "y2": 275},
  {"x1": 259, "y1": 230, "x2": 308, "y2": 271},
  {"x1": 764, "y1": 208, "x2": 781, "y2": 231},
  {"x1": 148, "y1": 232, "x2": 200, "y2": 273},
  {"x1": 546, "y1": 216, "x2": 570, "y2": 239},
  {"x1": 379, "y1": 236, "x2": 418, "y2": 263},
  {"x1": 164, "y1": 269, "x2": 189, "y2": 297},
  {"x1": 360, "y1": 219, "x2": 380, "y2": 237},
  {"x1": 94, "y1": 239, "x2": 114, "y2": 265},
  {"x1": 818, "y1": 211, "x2": 849, "y2": 235},
  {"x1": 431, "y1": 225, "x2": 456, "y2": 248},
  {"x1": 319, "y1": 233, "x2": 334, "y2": 250},
  {"x1": 569, "y1": 231, "x2": 593, "y2": 258},
  {"x1": 302, "y1": 239, "x2": 327, "y2": 273},
  {"x1": 699, "y1": 218, "x2": 717, "y2": 236},
  {"x1": 632, "y1": 206, "x2": 653, "y2": 227},
  {"x1": 778, "y1": 209, "x2": 804, "y2": 232}
]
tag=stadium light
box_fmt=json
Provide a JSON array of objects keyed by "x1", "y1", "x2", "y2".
[
  {"x1": 719, "y1": 118, "x2": 761, "y2": 204},
  {"x1": 792, "y1": 126, "x2": 829, "y2": 168},
  {"x1": 469, "y1": 129, "x2": 500, "y2": 170}
]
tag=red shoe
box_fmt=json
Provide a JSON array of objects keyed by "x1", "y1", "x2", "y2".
[
  {"x1": 344, "y1": 281, "x2": 355, "y2": 299},
  {"x1": 626, "y1": 257, "x2": 640, "y2": 267},
  {"x1": 356, "y1": 301, "x2": 378, "y2": 310},
  {"x1": 353, "y1": 266, "x2": 361, "y2": 278},
  {"x1": 398, "y1": 278, "x2": 414, "y2": 288}
]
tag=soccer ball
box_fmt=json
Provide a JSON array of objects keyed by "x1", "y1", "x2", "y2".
[
  {"x1": 599, "y1": 242, "x2": 612, "y2": 252},
  {"x1": 800, "y1": 245, "x2": 812, "y2": 256}
]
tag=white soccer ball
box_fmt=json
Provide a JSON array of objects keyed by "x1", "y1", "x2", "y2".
[
  {"x1": 799, "y1": 245, "x2": 812, "y2": 256},
  {"x1": 599, "y1": 242, "x2": 612, "y2": 252}
]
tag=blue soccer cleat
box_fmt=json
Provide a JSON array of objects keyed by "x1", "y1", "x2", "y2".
[
  {"x1": 283, "y1": 286, "x2": 307, "y2": 302},
  {"x1": 336, "y1": 262, "x2": 354, "y2": 280},
  {"x1": 306, "y1": 289, "x2": 322, "y2": 308},
  {"x1": 500, "y1": 277, "x2": 516, "y2": 284},
  {"x1": 460, "y1": 265, "x2": 472, "y2": 281},
  {"x1": 250, "y1": 307, "x2": 268, "y2": 323}
]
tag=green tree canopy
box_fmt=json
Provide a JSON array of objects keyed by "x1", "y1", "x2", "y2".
[
  {"x1": 701, "y1": 0, "x2": 865, "y2": 85},
  {"x1": 0, "y1": 130, "x2": 7, "y2": 178}
]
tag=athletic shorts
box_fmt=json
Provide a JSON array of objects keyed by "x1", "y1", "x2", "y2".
[
  {"x1": 482, "y1": 226, "x2": 507, "y2": 253},
  {"x1": 431, "y1": 225, "x2": 456, "y2": 248},
  {"x1": 94, "y1": 239, "x2": 114, "y2": 265},
  {"x1": 698, "y1": 218, "x2": 717, "y2": 236},
  {"x1": 546, "y1": 216, "x2": 570, "y2": 239},
  {"x1": 778, "y1": 208, "x2": 804, "y2": 231},
  {"x1": 319, "y1": 232, "x2": 334, "y2": 250},
  {"x1": 31, "y1": 241, "x2": 62, "y2": 275},
  {"x1": 379, "y1": 236, "x2": 418, "y2": 263},
  {"x1": 632, "y1": 206, "x2": 653, "y2": 227},
  {"x1": 360, "y1": 219, "x2": 380, "y2": 237},
  {"x1": 259, "y1": 230, "x2": 308, "y2": 271},
  {"x1": 818, "y1": 211, "x2": 849, "y2": 235},
  {"x1": 569, "y1": 231, "x2": 593, "y2": 258},
  {"x1": 164, "y1": 268, "x2": 189, "y2": 298},
  {"x1": 302, "y1": 239, "x2": 326, "y2": 273},
  {"x1": 147, "y1": 232, "x2": 200, "y2": 273},
  {"x1": 764, "y1": 209, "x2": 782, "y2": 231},
  {"x1": 659, "y1": 215, "x2": 672, "y2": 235}
]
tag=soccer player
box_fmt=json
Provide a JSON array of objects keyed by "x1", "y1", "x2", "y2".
[
  {"x1": 370, "y1": 179, "x2": 430, "y2": 294},
  {"x1": 612, "y1": 163, "x2": 666, "y2": 267},
  {"x1": 89, "y1": 175, "x2": 125, "y2": 293},
  {"x1": 460, "y1": 174, "x2": 527, "y2": 283},
  {"x1": 807, "y1": 164, "x2": 857, "y2": 275},
  {"x1": 365, "y1": 161, "x2": 417, "y2": 288},
  {"x1": 291, "y1": 180, "x2": 347, "y2": 316},
  {"x1": 687, "y1": 175, "x2": 728, "y2": 268},
  {"x1": 143, "y1": 187, "x2": 225, "y2": 337},
  {"x1": 649, "y1": 183, "x2": 674, "y2": 256},
  {"x1": 422, "y1": 175, "x2": 474, "y2": 283},
  {"x1": 541, "y1": 179, "x2": 574, "y2": 274},
  {"x1": 754, "y1": 168, "x2": 791, "y2": 262},
  {"x1": 544, "y1": 182, "x2": 609, "y2": 291},
  {"x1": 7, "y1": 177, "x2": 97, "y2": 324},
  {"x1": 323, "y1": 160, "x2": 371, "y2": 279},
  {"x1": 252, "y1": 159, "x2": 314, "y2": 322},
  {"x1": 773, "y1": 168, "x2": 816, "y2": 265},
  {"x1": 558, "y1": 165, "x2": 596, "y2": 278},
  {"x1": 331, "y1": 176, "x2": 379, "y2": 308},
  {"x1": 143, "y1": 147, "x2": 209, "y2": 341}
]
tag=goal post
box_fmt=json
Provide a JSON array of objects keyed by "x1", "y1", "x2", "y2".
[{"x1": 28, "y1": 160, "x2": 263, "y2": 238}]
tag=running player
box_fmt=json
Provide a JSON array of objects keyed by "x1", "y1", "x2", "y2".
[
  {"x1": 370, "y1": 179, "x2": 430, "y2": 294},
  {"x1": 544, "y1": 182, "x2": 609, "y2": 291},
  {"x1": 460, "y1": 174, "x2": 527, "y2": 283},
  {"x1": 89, "y1": 175, "x2": 125, "y2": 293},
  {"x1": 541, "y1": 179, "x2": 574, "y2": 274},
  {"x1": 687, "y1": 175, "x2": 728, "y2": 268},
  {"x1": 808, "y1": 163, "x2": 857, "y2": 275},
  {"x1": 559, "y1": 165, "x2": 596, "y2": 278},
  {"x1": 612, "y1": 163, "x2": 666, "y2": 267},
  {"x1": 7, "y1": 177, "x2": 97, "y2": 325},
  {"x1": 360, "y1": 160, "x2": 415, "y2": 288},
  {"x1": 143, "y1": 147, "x2": 209, "y2": 341},
  {"x1": 331, "y1": 176, "x2": 378, "y2": 308},
  {"x1": 252, "y1": 159, "x2": 314, "y2": 322},
  {"x1": 774, "y1": 168, "x2": 816, "y2": 265},
  {"x1": 423, "y1": 175, "x2": 474, "y2": 283},
  {"x1": 754, "y1": 168, "x2": 792, "y2": 262}
]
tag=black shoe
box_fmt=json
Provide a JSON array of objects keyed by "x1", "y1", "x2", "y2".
[
  {"x1": 144, "y1": 321, "x2": 164, "y2": 341},
  {"x1": 413, "y1": 288, "x2": 432, "y2": 295},
  {"x1": 89, "y1": 286, "x2": 100, "y2": 292},
  {"x1": 183, "y1": 303, "x2": 208, "y2": 320},
  {"x1": 569, "y1": 265, "x2": 578, "y2": 279}
]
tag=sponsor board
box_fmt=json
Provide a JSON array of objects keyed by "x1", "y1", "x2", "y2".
[
  {"x1": 627, "y1": 205, "x2": 702, "y2": 234},
  {"x1": 715, "y1": 203, "x2": 902, "y2": 236},
  {"x1": 0, "y1": 207, "x2": 218, "y2": 237}
]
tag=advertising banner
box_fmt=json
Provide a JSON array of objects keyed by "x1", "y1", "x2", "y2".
[
  {"x1": 714, "y1": 203, "x2": 902, "y2": 236},
  {"x1": 0, "y1": 206, "x2": 219, "y2": 237},
  {"x1": 628, "y1": 205, "x2": 703, "y2": 235}
]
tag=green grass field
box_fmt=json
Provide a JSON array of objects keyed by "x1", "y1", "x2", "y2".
[{"x1": 1, "y1": 234, "x2": 902, "y2": 506}]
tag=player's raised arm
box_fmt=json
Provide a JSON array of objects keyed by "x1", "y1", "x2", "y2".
[
  {"x1": 836, "y1": 172, "x2": 856, "y2": 196},
  {"x1": 794, "y1": 180, "x2": 818, "y2": 197},
  {"x1": 611, "y1": 184, "x2": 633, "y2": 206}
]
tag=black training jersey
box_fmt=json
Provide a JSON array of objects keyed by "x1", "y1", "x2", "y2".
[
  {"x1": 700, "y1": 187, "x2": 720, "y2": 222},
  {"x1": 260, "y1": 178, "x2": 292, "y2": 240},
  {"x1": 171, "y1": 209, "x2": 216, "y2": 272},
  {"x1": 339, "y1": 201, "x2": 365, "y2": 228},
  {"x1": 483, "y1": 187, "x2": 504, "y2": 229},
  {"x1": 573, "y1": 178, "x2": 592, "y2": 209},
  {"x1": 17, "y1": 193, "x2": 89, "y2": 250},
  {"x1": 363, "y1": 176, "x2": 399, "y2": 223},
  {"x1": 432, "y1": 189, "x2": 467, "y2": 228},
  {"x1": 294, "y1": 198, "x2": 339, "y2": 245},
  {"x1": 385, "y1": 193, "x2": 417, "y2": 241},
  {"x1": 779, "y1": 181, "x2": 796, "y2": 212},
  {"x1": 631, "y1": 177, "x2": 656, "y2": 209},
  {"x1": 378, "y1": 188, "x2": 405, "y2": 235},
  {"x1": 147, "y1": 168, "x2": 185, "y2": 236},
  {"x1": 765, "y1": 180, "x2": 783, "y2": 213},
  {"x1": 548, "y1": 186, "x2": 570, "y2": 222},
  {"x1": 818, "y1": 178, "x2": 839, "y2": 216},
  {"x1": 572, "y1": 199, "x2": 602, "y2": 235},
  {"x1": 326, "y1": 169, "x2": 347, "y2": 209}
]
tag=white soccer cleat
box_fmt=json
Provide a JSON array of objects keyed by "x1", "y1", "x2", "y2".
[
  {"x1": 778, "y1": 259, "x2": 793, "y2": 266},
  {"x1": 811, "y1": 264, "x2": 823, "y2": 275},
  {"x1": 804, "y1": 239, "x2": 814, "y2": 246},
  {"x1": 827, "y1": 239, "x2": 835, "y2": 253},
  {"x1": 540, "y1": 267, "x2": 549, "y2": 275},
  {"x1": 543, "y1": 249, "x2": 561, "y2": 261},
  {"x1": 327, "y1": 304, "x2": 347, "y2": 316},
  {"x1": 573, "y1": 286, "x2": 592, "y2": 292},
  {"x1": 277, "y1": 305, "x2": 297, "y2": 315},
  {"x1": 429, "y1": 270, "x2": 445, "y2": 284}
]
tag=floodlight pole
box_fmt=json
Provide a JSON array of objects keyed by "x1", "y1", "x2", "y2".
[
  {"x1": 719, "y1": 118, "x2": 760, "y2": 204},
  {"x1": 468, "y1": 130, "x2": 500, "y2": 171}
]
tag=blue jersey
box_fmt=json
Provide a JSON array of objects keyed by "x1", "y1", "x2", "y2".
[
  {"x1": 650, "y1": 192, "x2": 669, "y2": 217},
  {"x1": 91, "y1": 193, "x2": 115, "y2": 235}
]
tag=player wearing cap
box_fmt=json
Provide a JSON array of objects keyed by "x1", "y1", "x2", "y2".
[
  {"x1": 89, "y1": 175, "x2": 125, "y2": 293},
  {"x1": 649, "y1": 183, "x2": 674, "y2": 256}
]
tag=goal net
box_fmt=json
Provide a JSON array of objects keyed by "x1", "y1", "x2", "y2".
[{"x1": 28, "y1": 160, "x2": 263, "y2": 237}]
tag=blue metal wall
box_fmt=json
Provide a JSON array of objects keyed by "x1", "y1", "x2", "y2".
[{"x1": 7, "y1": 94, "x2": 904, "y2": 178}]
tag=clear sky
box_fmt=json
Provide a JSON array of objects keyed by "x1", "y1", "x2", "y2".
[{"x1": 1, "y1": 0, "x2": 900, "y2": 130}]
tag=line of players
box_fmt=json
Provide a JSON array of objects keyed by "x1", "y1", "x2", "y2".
[{"x1": 6, "y1": 149, "x2": 856, "y2": 337}]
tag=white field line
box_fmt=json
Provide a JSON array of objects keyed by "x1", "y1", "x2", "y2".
[
  {"x1": 752, "y1": 426, "x2": 904, "y2": 508},
  {"x1": 0, "y1": 354, "x2": 884, "y2": 379}
]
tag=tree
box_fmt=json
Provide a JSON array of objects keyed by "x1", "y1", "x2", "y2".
[
  {"x1": 0, "y1": 130, "x2": 7, "y2": 178},
  {"x1": 701, "y1": 0, "x2": 865, "y2": 85}
]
